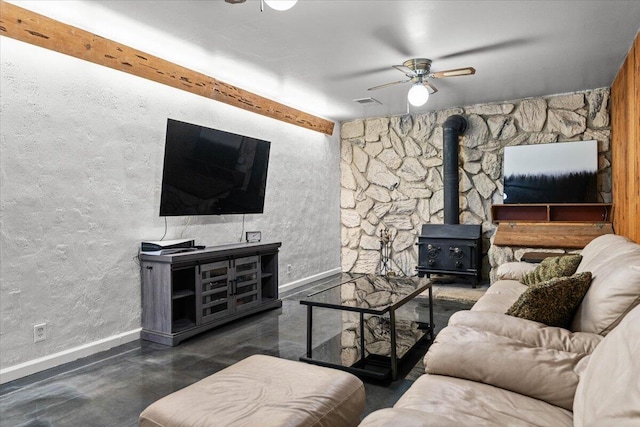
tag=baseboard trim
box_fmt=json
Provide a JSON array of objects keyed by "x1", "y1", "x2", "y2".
[
  {"x1": 279, "y1": 267, "x2": 342, "y2": 294},
  {"x1": 1, "y1": 268, "x2": 342, "y2": 384},
  {"x1": 0, "y1": 328, "x2": 141, "y2": 385}
]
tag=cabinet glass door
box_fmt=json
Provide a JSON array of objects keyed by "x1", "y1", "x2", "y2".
[
  {"x1": 233, "y1": 256, "x2": 261, "y2": 312},
  {"x1": 199, "y1": 260, "x2": 232, "y2": 324}
]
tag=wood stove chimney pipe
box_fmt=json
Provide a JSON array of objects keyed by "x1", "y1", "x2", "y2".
[{"x1": 442, "y1": 115, "x2": 468, "y2": 225}]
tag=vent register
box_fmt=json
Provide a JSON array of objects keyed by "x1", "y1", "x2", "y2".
[{"x1": 353, "y1": 97, "x2": 382, "y2": 106}]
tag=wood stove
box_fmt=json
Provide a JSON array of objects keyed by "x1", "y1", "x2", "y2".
[
  {"x1": 416, "y1": 115, "x2": 483, "y2": 287},
  {"x1": 416, "y1": 224, "x2": 482, "y2": 287}
]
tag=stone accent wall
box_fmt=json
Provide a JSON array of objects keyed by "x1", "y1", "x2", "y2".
[{"x1": 340, "y1": 88, "x2": 611, "y2": 282}]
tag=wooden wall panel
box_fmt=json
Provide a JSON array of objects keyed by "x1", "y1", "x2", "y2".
[
  {"x1": 0, "y1": 1, "x2": 335, "y2": 135},
  {"x1": 611, "y1": 50, "x2": 628, "y2": 236},
  {"x1": 611, "y1": 31, "x2": 639, "y2": 243},
  {"x1": 612, "y1": 32, "x2": 639, "y2": 241},
  {"x1": 636, "y1": 34, "x2": 640, "y2": 240}
]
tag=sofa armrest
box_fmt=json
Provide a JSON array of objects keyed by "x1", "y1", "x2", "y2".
[
  {"x1": 495, "y1": 261, "x2": 537, "y2": 281},
  {"x1": 470, "y1": 280, "x2": 528, "y2": 313},
  {"x1": 449, "y1": 310, "x2": 603, "y2": 354},
  {"x1": 424, "y1": 324, "x2": 589, "y2": 410}
]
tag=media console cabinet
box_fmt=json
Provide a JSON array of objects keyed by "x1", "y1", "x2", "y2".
[{"x1": 140, "y1": 242, "x2": 282, "y2": 346}]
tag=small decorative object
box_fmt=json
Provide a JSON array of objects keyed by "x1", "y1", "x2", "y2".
[
  {"x1": 378, "y1": 228, "x2": 405, "y2": 277},
  {"x1": 380, "y1": 228, "x2": 391, "y2": 244},
  {"x1": 246, "y1": 231, "x2": 261, "y2": 243},
  {"x1": 379, "y1": 228, "x2": 392, "y2": 276}
]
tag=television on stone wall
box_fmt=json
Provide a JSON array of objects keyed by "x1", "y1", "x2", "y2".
[{"x1": 503, "y1": 140, "x2": 598, "y2": 204}]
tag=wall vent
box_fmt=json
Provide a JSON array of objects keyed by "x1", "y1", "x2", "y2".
[{"x1": 353, "y1": 97, "x2": 382, "y2": 106}]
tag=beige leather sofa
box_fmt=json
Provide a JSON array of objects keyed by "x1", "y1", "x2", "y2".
[{"x1": 360, "y1": 234, "x2": 640, "y2": 426}]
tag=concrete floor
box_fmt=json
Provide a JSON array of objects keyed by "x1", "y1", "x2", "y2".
[{"x1": 0, "y1": 275, "x2": 476, "y2": 427}]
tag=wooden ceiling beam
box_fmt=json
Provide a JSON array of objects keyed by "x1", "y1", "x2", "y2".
[{"x1": 0, "y1": 1, "x2": 335, "y2": 135}]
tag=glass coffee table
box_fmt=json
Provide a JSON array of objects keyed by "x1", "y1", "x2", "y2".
[{"x1": 300, "y1": 273, "x2": 433, "y2": 381}]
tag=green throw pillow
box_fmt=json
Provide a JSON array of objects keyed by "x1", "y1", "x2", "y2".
[
  {"x1": 521, "y1": 254, "x2": 583, "y2": 286},
  {"x1": 506, "y1": 271, "x2": 592, "y2": 328}
]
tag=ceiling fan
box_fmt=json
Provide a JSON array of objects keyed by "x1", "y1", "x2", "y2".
[
  {"x1": 225, "y1": 0, "x2": 298, "y2": 12},
  {"x1": 368, "y1": 58, "x2": 475, "y2": 106}
]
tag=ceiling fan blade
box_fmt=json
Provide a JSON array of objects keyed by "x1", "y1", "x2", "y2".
[
  {"x1": 436, "y1": 38, "x2": 531, "y2": 60},
  {"x1": 368, "y1": 79, "x2": 411, "y2": 91},
  {"x1": 373, "y1": 26, "x2": 414, "y2": 57},
  {"x1": 392, "y1": 65, "x2": 416, "y2": 76},
  {"x1": 329, "y1": 66, "x2": 393, "y2": 81},
  {"x1": 430, "y1": 67, "x2": 476, "y2": 78},
  {"x1": 424, "y1": 82, "x2": 438, "y2": 94}
]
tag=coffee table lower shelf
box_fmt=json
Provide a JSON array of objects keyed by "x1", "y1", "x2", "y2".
[{"x1": 300, "y1": 331, "x2": 432, "y2": 381}]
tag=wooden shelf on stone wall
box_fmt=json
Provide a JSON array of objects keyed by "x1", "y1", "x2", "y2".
[{"x1": 491, "y1": 203, "x2": 614, "y2": 248}]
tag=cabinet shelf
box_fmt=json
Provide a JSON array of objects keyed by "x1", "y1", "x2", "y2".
[
  {"x1": 491, "y1": 203, "x2": 613, "y2": 223},
  {"x1": 491, "y1": 203, "x2": 613, "y2": 248},
  {"x1": 172, "y1": 290, "x2": 195, "y2": 300},
  {"x1": 172, "y1": 318, "x2": 195, "y2": 332}
]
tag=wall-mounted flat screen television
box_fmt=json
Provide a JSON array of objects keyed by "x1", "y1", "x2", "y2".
[
  {"x1": 503, "y1": 140, "x2": 598, "y2": 204},
  {"x1": 160, "y1": 119, "x2": 271, "y2": 216}
]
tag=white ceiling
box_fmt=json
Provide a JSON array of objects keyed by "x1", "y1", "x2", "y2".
[{"x1": 15, "y1": 1, "x2": 640, "y2": 124}]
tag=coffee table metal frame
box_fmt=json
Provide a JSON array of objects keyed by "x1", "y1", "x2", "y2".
[{"x1": 300, "y1": 274, "x2": 434, "y2": 381}]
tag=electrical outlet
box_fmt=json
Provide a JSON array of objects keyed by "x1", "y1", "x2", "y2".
[
  {"x1": 34, "y1": 323, "x2": 46, "y2": 343},
  {"x1": 287, "y1": 264, "x2": 292, "y2": 274}
]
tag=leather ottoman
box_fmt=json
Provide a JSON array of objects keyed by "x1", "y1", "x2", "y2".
[{"x1": 139, "y1": 354, "x2": 365, "y2": 427}]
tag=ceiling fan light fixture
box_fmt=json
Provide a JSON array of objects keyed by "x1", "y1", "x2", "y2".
[
  {"x1": 408, "y1": 83, "x2": 430, "y2": 106},
  {"x1": 264, "y1": 0, "x2": 298, "y2": 11}
]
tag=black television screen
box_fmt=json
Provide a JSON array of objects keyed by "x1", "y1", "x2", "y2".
[{"x1": 160, "y1": 119, "x2": 270, "y2": 216}]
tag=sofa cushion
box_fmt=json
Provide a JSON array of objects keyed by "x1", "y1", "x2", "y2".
[
  {"x1": 376, "y1": 374, "x2": 573, "y2": 426},
  {"x1": 358, "y1": 408, "x2": 461, "y2": 427},
  {"x1": 521, "y1": 254, "x2": 582, "y2": 286},
  {"x1": 571, "y1": 234, "x2": 640, "y2": 334},
  {"x1": 424, "y1": 324, "x2": 588, "y2": 410},
  {"x1": 573, "y1": 305, "x2": 640, "y2": 426},
  {"x1": 496, "y1": 261, "x2": 537, "y2": 281},
  {"x1": 506, "y1": 271, "x2": 592, "y2": 328}
]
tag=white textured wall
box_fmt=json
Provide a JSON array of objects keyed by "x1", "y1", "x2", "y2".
[{"x1": 0, "y1": 36, "x2": 340, "y2": 369}]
